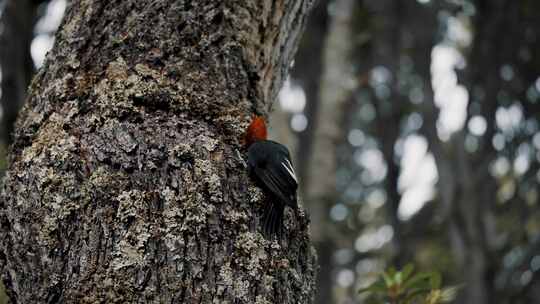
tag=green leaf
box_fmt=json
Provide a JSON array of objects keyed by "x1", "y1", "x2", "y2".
[
  {"x1": 439, "y1": 285, "x2": 462, "y2": 302},
  {"x1": 357, "y1": 263, "x2": 458, "y2": 304},
  {"x1": 382, "y1": 272, "x2": 394, "y2": 287},
  {"x1": 395, "y1": 271, "x2": 403, "y2": 285},
  {"x1": 358, "y1": 279, "x2": 387, "y2": 294},
  {"x1": 403, "y1": 287, "x2": 432, "y2": 301},
  {"x1": 430, "y1": 272, "x2": 442, "y2": 289},
  {"x1": 402, "y1": 264, "x2": 415, "y2": 281},
  {"x1": 402, "y1": 272, "x2": 433, "y2": 290},
  {"x1": 387, "y1": 267, "x2": 397, "y2": 277}
]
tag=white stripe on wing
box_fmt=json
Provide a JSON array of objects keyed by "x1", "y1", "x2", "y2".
[{"x1": 282, "y1": 159, "x2": 298, "y2": 183}]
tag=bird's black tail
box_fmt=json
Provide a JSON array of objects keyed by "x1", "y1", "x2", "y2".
[{"x1": 262, "y1": 202, "x2": 284, "y2": 239}]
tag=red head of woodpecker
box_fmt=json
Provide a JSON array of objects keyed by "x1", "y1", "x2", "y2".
[{"x1": 245, "y1": 116, "x2": 298, "y2": 238}]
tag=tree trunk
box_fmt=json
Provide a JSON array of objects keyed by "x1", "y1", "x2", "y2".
[
  {"x1": 0, "y1": 0, "x2": 38, "y2": 148},
  {"x1": 0, "y1": 1, "x2": 316, "y2": 303},
  {"x1": 0, "y1": 0, "x2": 43, "y2": 299},
  {"x1": 291, "y1": 0, "x2": 329, "y2": 187},
  {"x1": 302, "y1": 0, "x2": 355, "y2": 302},
  {"x1": 426, "y1": 1, "x2": 531, "y2": 303},
  {"x1": 287, "y1": 1, "x2": 331, "y2": 303}
]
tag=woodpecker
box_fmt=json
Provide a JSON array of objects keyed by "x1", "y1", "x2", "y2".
[{"x1": 245, "y1": 116, "x2": 298, "y2": 238}]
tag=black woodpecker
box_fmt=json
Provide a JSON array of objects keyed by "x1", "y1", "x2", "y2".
[{"x1": 245, "y1": 116, "x2": 299, "y2": 238}]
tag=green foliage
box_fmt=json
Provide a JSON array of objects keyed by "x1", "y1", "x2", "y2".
[{"x1": 359, "y1": 264, "x2": 460, "y2": 304}]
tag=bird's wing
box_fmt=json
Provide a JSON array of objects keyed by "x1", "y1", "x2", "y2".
[{"x1": 254, "y1": 158, "x2": 298, "y2": 207}]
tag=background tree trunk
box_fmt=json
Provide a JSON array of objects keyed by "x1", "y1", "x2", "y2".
[
  {"x1": 0, "y1": 0, "x2": 39, "y2": 148},
  {"x1": 302, "y1": 0, "x2": 355, "y2": 302},
  {"x1": 424, "y1": 1, "x2": 540, "y2": 303},
  {"x1": 0, "y1": 1, "x2": 316, "y2": 303},
  {"x1": 287, "y1": 1, "x2": 331, "y2": 303},
  {"x1": 291, "y1": 0, "x2": 329, "y2": 187}
]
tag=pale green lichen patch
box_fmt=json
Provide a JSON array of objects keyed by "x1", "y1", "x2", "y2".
[
  {"x1": 117, "y1": 190, "x2": 145, "y2": 223},
  {"x1": 223, "y1": 208, "x2": 250, "y2": 224},
  {"x1": 233, "y1": 279, "x2": 250, "y2": 300},
  {"x1": 235, "y1": 232, "x2": 261, "y2": 253},
  {"x1": 168, "y1": 143, "x2": 194, "y2": 167},
  {"x1": 106, "y1": 57, "x2": 129, "y2": 80},
  {"x1": 134, "y1": 63, "x2": 159, "y2": 79},
  {"x1": 61, "y1": 11, "x2": 82, "y2": 41},
  {"x1": 194, "y1": 157, "x2": 224, "y2": 203},
  {"x1": 255, "y1": 295, "x2": 272, "y2": 304},
  {"x1": 248, "y1": 185, "x2": 264, "y2": 203},
  {"x1": 21, "y1": 113, "x2": 69, "y2": 163},
  {"x1": 87, "y1": 165, "x2": 117, "y2": 186},
  {"x1": 199, "y1": 134, "x2": 219, "y2": 152},
  {"x1": 219, "y1": 262, "x2": 234, "y2": 287},
  {"x1": 112, "y1": 190, "x2": 155, "y2": 271},
  {"x1": 232, "y1": 232, "x2": 269, "y2": 279},
  {"x1": 205, "y1": 172, "x2": 223, "y2": 202},
  {"x1": 245, "y1": 247, "x2": 268, "y2": 277},
  {"x1": 111, "y1": 238, "x2": 145, "y2": 271},
  {"x1": 66, "y1": 53, "x2": 81, "y2": 69}
]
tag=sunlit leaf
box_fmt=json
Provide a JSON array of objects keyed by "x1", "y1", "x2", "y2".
[
  {"x1": 395, "y1": 271, "x2": 403, "y2": 285},
  {"x1": 440, "y1": 285, "x2": 461, "y2": 302},
  {"x1": 382, "y1": 272, "x2": 394, "y2": 287}
]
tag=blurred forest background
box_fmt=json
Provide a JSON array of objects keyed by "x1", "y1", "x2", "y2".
[{"x1": 1, "y1": 0, "x2": 540, "y2": 303}]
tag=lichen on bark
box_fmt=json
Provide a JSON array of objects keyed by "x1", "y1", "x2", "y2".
[{"x1": 0, "y1": 0, "x2": 316, "y2": 303}]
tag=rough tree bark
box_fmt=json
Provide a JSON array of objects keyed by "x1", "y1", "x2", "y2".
[
  {"x1": 0, "y1": 1, "x2": 316, "y2": 303},
  {"x1": 0, "y1": 0, "x2": 44, "y2": 299}
]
